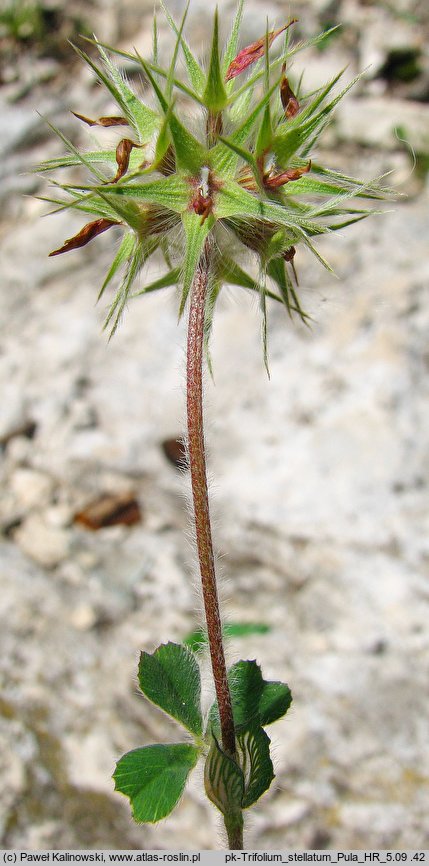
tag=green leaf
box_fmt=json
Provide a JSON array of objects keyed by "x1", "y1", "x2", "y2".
[
  {"x1": 203, "y1": 9, "x2": 228, "y2": 112},
  {"x1": 226, "y1": 622, "x2": 271, "y2": 638},
  {"x1": 214, "y1": 180, "x2": 263, "y2": 219},
  {"x1": 98, "y1": 232, "x2": 135, "y2": 300},
  {"x1": 219, "y1": 256, "x2": 284, "y2": 304},
  {"x1": 228, "y1": 15, "x2": 298, "y2": 107},
  {"x1": 280, "y1": 12, "x2": 295, "y2": 59},
  {"x1": 311, "y1": 163, "x2": 395, "y2": 199},
  {"x1": 138, "y1": 642, "x2": 203, "y2": 736},
  {"x1": 267, "y1": 257, "x2": 311, "y2": 324},
  {"x1": 101, "y1": 197, "x2": 145, "y2": 231},
  {"x1": 279, "y1": 174, "x2": 357, "y2": 199},
  {"x1": 281, "y1": 26, "x2": 341, "y2": 67},
  {"x1": 204, "y1": 735, "x2": 244, "y2": 817},
  {"x1": 255, "y1": 28, "x2": 273, "y2": 158},
  {"x1": 223, "y1": 0, "x2": 244, "y2": 79},
  {"x1": 152, "y1": 110, "x2": 173, "y2": 171},
  {"x1": 113, "y1": 743, "x2": 199, "y2": 823},
  {"x1": 301, "y1": 233, "x2": 334, "y2": 275},
  {"x1": 217, "y1": 136, "x2": 262, "y2": 189},
  {"x1": 221, "y1": 257, "x2": 259, "y2": 290},
  {"x1": 81, "y1": 188, "x2": 146, "y2": 233},
  {"x1": 184, "y1": 621, "x2": 271, "y2": 651},
  {"x1": 294, "y1": 68, "x2": 345, "y2": 126},
  {"x1": 71, "y1": 42, "x2": 159, "y2": 143},
  {"x1": 228, "y1": 57, "x2": 267, "y2": 107},
  {"x1": 259, "y1": 267, "x2": 270, "y2": 377},
  {"x1": 228, "y1": 58, "x2": 263, "y2": 123},
  {"x1": 179, "y1": 212, "x2": 213, "y2": 317},
  {"x1": 184, "y1": 627, "x2": 208, "y2": 652},
  {"x1": 209, "y1": 660, "x2": 292, "y2": 735},
  {"x1": 268, "y1": 256, "x2": 291, "y2": 316},
  {"x1": 212, "y1": 74, "x2": 281, "y2": 175},
  {"x1": 216, "y1": 180, "x2": 325, "y2": 236},
  {"x1": 258, "y1": 681, "x2": 292, "y2": 726},
  {"x1": 81, "y1": 36, "x2": 205, "y2": 106},
  {"x1": 97, "y1": 41, "x2": 160, "y2": 142},
  {"x1": 152, "y1": 12, "x2": 159, "y2": 66},
  {"x1": 160, "y1": 0, "x2": 205, "y2": 93},
  {"x1": 104, "y1": 238, "x2": 145, "y2": 336},
  {"x1": 38, "y1": 190, "x2": 118, "y2": 221},
  {"x1": 237, "y1": 726, "x2": 274, "y2": 808},
  {"x1": 168, "y1": 116, "x2": 207, "y2": 175},
  {"x1": 324, "y1": 212, "x2": 372, "y2": 232},
  {"x1": 273, "y1": 72, "x2": 363, "y2": 165},
  {"x1": 272, "y1": 127, "x2": 304, "y2": 166},
  {"x1": 255, "y1": 103, "x2": 272, "y2": 158},
  {"x1": 137, "y1": 53, "x2": 208, "y2": 174},
  {"x1": 203, "y1": 275, "x2": 222, "y2": 378},
  {"x1": 265, "y1": 228, "x2": 291, "y2": 259},
  {"x1": 165, "y1": 1, "x2": 189, "y2": 102},
  {"x1": 36, "y1": 149, "x2": 119, "y2": 172},
  {"x1": 227, "y1": 660, "x2": 266, "y2": 730},
  {"x1": 91, "y1": 176, "x2": 189, "y2": 214},
  {"x1": 132, "y1": 267, "x2": 180, "y2": 298},
  {"x1": 267, "y1": 256, "x2": 295, "y2": 317},
  {"x1": 41, "y1": 118, "x2": 108, "y2": 182},
  {"x1": 305, "y1": 184, "x2": 371, "y2": 219},
  {"x1": 135, "y1": 50, "x2": 169, "y2": 114},
  {"x1": 261, "y1": 197, "x2": 331, "y2": 236}
]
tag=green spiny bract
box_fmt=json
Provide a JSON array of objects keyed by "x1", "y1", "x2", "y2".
[{"x1": 38, "y1": 0, "x2": 388, "y2": 357}]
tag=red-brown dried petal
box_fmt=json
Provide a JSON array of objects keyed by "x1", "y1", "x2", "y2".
[
  {"x1": 280, "y1": 71, "x2": 300, "y2": 119},
  {"x1": 192, "y1": 189, "x2": 212, "y2": 218},
  {"x1": 109, "y1": 138, "x2": 143, "y2": 183},
  {"x1": 97, "y1": 116, "x2": 129, "y2": 127},
  {"x1": 72, "y1": 111, "x2": 129, "y2": 127},
  {"x1": 225, "y1": 19, "x2": 297, "y2": 81},
  {"x1": 282, "y1": 245, "x2": 296, "y2": 262},
  {"x1": 49, "y1": 218, "x2": 120, "y2": 256},
  {"x1": 265, "y1": 160, "x2": 311, "y2": 189}
]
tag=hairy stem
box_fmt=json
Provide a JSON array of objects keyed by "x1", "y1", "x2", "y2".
[
  {"x1": 186, "y1": 239, "x2": 243, "y2": 850},
  {"x1": 206, "y1": 110, "x2": 223, "y2": 147},
  {"x1": 224, "y1": 812, "x2": 244, "y2": 852}
]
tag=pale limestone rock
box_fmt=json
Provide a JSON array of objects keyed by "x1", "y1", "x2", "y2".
[
  {"x1": 9, "y1": 467, "x2": 54, "y2": 510},
  {"x1": 336, "y1": 96, "x2": 429, "y2": 152},
  {"x1": 14, "y1": 513, "x2": 70, "y2": 569}
]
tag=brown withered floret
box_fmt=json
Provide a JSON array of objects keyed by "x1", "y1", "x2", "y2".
[
  {"x1": 225, "y1": 20, "x2": 297, "y2": 80},
  {"x1": 237, "y1": 160, "x2": 311, "y2": 192},
  {"x1": 280, "y1": 66, "x2": 300, "y2": 119},
  {"x1": 264, "y1": 160, "x2": 311, "y2": 190},
  {"x1": 283, "y1": 245, "x2": 296, "y2": 262},
  {"x1": 72, "y1": 110, "x2": 145, "y2": 183},
  {"x1": 108, "y1": 138, "x2": 145, "y2": 184},
  {"x1": 189, "y1": 168, "x2": 222, "y2": 224},
  {"x1": 49, "y1": 218, "x2": 120, "y2": 257},
  {"x1": 72, "y1": 112, "x2": 130, "y2": 128}
]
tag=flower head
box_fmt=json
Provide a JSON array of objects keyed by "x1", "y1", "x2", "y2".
[{"x1": 38, "y1": 0, "x2": 389, "y2": 361}]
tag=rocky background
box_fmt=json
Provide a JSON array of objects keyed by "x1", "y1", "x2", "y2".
[{"x1": 1, "y1": 0, "x2": 429, "y2": 851}]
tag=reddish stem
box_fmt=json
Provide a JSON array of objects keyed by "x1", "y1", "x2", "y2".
[{"x1": 186, "y1": 241, "x2": 236, "y2": 761}]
